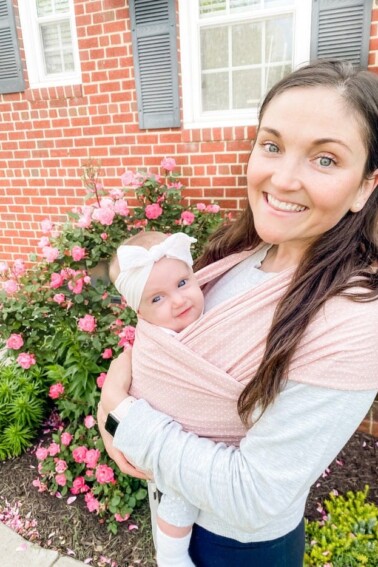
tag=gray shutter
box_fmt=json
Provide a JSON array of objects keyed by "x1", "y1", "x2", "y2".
[
  {"x1": 311, "y1": 0, "x2": 373, "y2": 67},
  {"x1": 129, "y1": 0, "x2": 180, "y2": 129},
  {"x1": 0, "y1": 0, "x2": 25, "y2": 94}
]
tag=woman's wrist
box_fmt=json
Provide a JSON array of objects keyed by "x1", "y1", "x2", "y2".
[{"x1": 99, "y1": 396, "x2": 137, "y2": 437}]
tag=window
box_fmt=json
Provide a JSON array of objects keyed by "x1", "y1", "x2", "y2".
[
  {"x1": 179, "y1": 0, "x2": 312, "y2": 127},
  {"x1": 18, "y1": 0, "x2": 81, "y2": 87}
]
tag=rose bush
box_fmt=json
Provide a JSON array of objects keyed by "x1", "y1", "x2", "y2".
[{"x1": 0, "y1": 158, "x2": 227, "y2": 528}]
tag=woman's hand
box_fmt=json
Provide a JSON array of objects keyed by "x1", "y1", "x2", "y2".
[
  {"x1": 97, "y1": 348, "x2": 151, "y2": 480},
  {"x1": 97, "y1": 402, "x2": 150, "y2": 479}
]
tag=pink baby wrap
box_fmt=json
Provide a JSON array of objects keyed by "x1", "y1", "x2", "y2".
[{"x1": 129, "y1": 247, "x2": 378, "y2": 445}]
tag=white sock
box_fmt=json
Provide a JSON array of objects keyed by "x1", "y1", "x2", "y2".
[{"x1": 156, "y1": 525, "x2": 195, "y2": 567}]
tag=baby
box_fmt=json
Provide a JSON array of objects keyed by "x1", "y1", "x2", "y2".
[{"x1": 109, "y1": 231, "x2": 204, "y2": 567}]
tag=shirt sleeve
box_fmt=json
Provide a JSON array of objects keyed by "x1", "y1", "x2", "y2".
[{"x1": 114, "y1": 385, "x2": 376, "y2": 532}]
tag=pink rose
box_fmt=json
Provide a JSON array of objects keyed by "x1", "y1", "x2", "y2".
[
  {"x1": 196, "y1": 203, "x2": 206, "y2": 211},
  {"x1": 114, "y1": 200, "x2": 129, "y2": 216},
  {"x1": 42, "y1": 246, "x2": 59, "y2": 263},
  {"x1": 61, "y1": 432, "x2": 73, "y2": 446},
  {"x1": 84, "y1": 491, "x2": 100, "y2": 513},
  {"x1": 77, "y1": 213, "x2": 92, "y2": 228},
  {"x1": 49, "y1": 383, "x2": 65, "y2": 399},
  {"x1": 71, "y1": 477, "x2": 89, "y2": 495},
  {"x1": 161, "y1": 157, "x2": 176, "y2": 171},
  {"x1": 110, "y1": 188, "x2": 124, "y2": 199},
  {"x1": 121, "y1": 170, "x2": 137, "y2": 186},
  {"x1": 95, "y1": 464, "x2": 115, "y2": 484},
  {"x1": 145, "y1": 203, "x2": 163, "y2": 220},
  {"x1": 100, "y1": 233, "x2": 108, "y2": 240},
  {"x1": 180, "y1": 211, "x2": 195, "y2": 225},
  {"x1": 84, "y1": 415, "x2": 96, "y2": 429},
  {"x1": 72, "y1": 446, "x2": 88, "y2": 463},
  {"x1": 17, "y1": 352, "x2": 36, "y2": 369},
  {"x1": 41, "y1": 219, "x2": 53, "y2": 233},
  {"x1": 115, "y1": 513, "x2": 130, "y2": 522},
  {"x1": 32, "y1": 478, "x2": 47, "y2": 493},
  {"x1": 92, "y1": 207, "x2": 115, "y2": 226},
  {"x1": 6, "y1": 333, "x2": 24, "y2": 350},
  {"x1": 78, "y1": 314, "x2": 97, "y2": 333},
  {"x1": 68, "y1": 277, "x2": 84, "y2": 295},
  {"x1": 118, "y1": 325, "x2": 135, "y2": 348},
  {"x1": 84, "y1": 448, "x2": 101, "y2": 469},
  {"x1": 48, "y1": 442, "x2": 60, "y2": 456},
  {"x1": 53, "y1": 293, "x2": 65, "y2": 304},
  {"x1": 38, "y1": 236, "x2": 50, "y2": 248},
  {"x1": 12, "y1": 259, "x2": 26, "y2": 277},
  {"x1": 96, "y1": 372, "x2": 107, "y2": 388},
  {"x1": 71, "y1": 246, "x2": 86, "y2": 261},
  {"x1": 50, "y1": 272, "x2": 65, "y2": 289},
  {"x1": 3, "y1": 279, "x2": 19, "y2": 295},
  {"x1": 206, "y1": 204, "x2": 220, "y2": 213},
  {"x1": 55, "y1": 473, "x2": 67, "y2": 487},
  {"x1": 35, "y1": 447, "x2": 49, "y2": 461},
  {"x1": 101, "y1": 348, "x2": 113, "y2": 359},
  {"x1": 55, "y1": 459, "x2": 68, "y2": 473}
]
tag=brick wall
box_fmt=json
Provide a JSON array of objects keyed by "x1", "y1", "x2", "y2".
[{"x1": 0, "y1": 0, "x2": 378, "y2": 263}]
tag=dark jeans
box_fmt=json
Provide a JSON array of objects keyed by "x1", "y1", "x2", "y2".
[{"x1": 189, "y1": 519, "x2": 305, "y2": 567}]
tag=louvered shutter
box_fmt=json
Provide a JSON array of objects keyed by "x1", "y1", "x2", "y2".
[
  {"x1": 129, "y1": 0, "x2": 180, "y2": 129},
  {"x1": 311, "y1": 0, "x2": 373, "y2": 67},
  {"x1": 0, "y1": 0, "x2": 25, "y2": 94}
]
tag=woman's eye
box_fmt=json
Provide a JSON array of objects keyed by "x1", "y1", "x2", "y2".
[
  {"x1": 178, "y1": 279, "x2": 187, "y2": 288},
  {"x1": 318, "y1": 156, "x2": 335, "y2": 167},
  {"x1": 264, "y1": 142, "x2": 279, "y2": 153}
]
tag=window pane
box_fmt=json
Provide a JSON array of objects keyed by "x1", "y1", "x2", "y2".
[
  {"x1": 265, "y1": 16, "x2": 293, "y2": 63},
  {"x1": 232, "y1": 68, "x2": 261, "y2": 108},
  {"x1": 232, "y1": 22, "x2": 262, "y2": 66},
  {"x1": 37, "y1": 0, "x2": 53, "y2": 16},
  {"x1": 201, "y1": 27, "x2": 228, "y2": 70},
  {"x1": 202, "y1": 72, "x2": 229, "y2": 110},
  {"x1": 41, "y1": 21, "x2": 74, "y2": 74},
  {"x1": 199, "y1": 0, "x2": 226, "y2": 17},
  {"x1": 264, "y1": 0, "x2": 293, "y2": 7},
  {"x1": 265, "y1": 63, "x2": 291, "y2": 91},
  {"x1": 230, "y1": 0, "x2": 261, "y2": 12}
]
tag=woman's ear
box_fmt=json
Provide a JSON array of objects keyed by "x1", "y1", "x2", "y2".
[{"x1": 350, "y1": 169, "x2": 378, "y2": 213}]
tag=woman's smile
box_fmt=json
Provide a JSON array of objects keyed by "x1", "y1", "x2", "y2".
[{"x1": 265, "y1": 192, "x2": 307, "y2": 213}]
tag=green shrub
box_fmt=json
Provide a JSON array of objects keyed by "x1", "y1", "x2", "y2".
[
  {"x1": 305, "y1": 487, "x2": 378, "y2": 566},
  {"x1": 0, "y1": 362, "x2": 48, "y2": 460}
]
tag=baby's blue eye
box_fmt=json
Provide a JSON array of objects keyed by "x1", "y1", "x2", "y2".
[
  {"x1": 152, "y1": 295, "x2": 161, "y2": 303},
  {"x1": 178, "y1": 279, "x2": 187, "y2": 288},
  {"x1": 319, "y1": 156, "x2": 334, "y2": 167}
]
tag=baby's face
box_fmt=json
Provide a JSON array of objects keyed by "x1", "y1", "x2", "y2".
[{"x1": 138, "y1": 257, "x2": 204, "y2": 333}]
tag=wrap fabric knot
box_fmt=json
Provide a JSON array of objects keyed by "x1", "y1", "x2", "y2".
[{"x1": 114, "y1": 232, "x2": 197, "y2": 311}]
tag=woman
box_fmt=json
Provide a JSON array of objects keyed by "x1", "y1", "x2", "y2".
[{"x1": 97, "y1": 60, "x2": 378, "y2": 566}]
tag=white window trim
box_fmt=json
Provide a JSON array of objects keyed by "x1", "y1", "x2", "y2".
[
  {"x1": 18, "y1": 0, "x2": 81, "y2": 88},
  {"x1": 179, "y1": 0, "x2": 312, "y2": 129}
]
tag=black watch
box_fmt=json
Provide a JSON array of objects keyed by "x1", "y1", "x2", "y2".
[
  {"x1": 105, "y1": 412, "x2": 120, "y2": 436},
  {"x1": 104, "y1": 397, "x2": 136, "y2": 437}
]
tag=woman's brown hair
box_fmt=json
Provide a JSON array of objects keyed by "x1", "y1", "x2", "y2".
[{"x1": 195, "y1": 60, "x2": 378, "y2": 425}]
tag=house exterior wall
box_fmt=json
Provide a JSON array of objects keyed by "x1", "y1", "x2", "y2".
[{"x1": 0, "y1": 0, "x2": 378, "y2": 263}]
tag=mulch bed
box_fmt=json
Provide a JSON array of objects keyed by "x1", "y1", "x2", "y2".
[{"x1": 0, "y1": 430, "x2": 376, "y2": 566}]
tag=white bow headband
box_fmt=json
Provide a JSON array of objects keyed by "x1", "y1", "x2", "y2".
[{"x1": 114, "y1": 232, "x2": 197, "y2": 311}]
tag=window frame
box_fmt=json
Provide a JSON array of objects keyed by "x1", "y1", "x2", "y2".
[
  {"x1": 18, "y1": 0, "x2": 81, "y2": 88},
  {"x1": 179, "y1": 0, "x2": 312, "y2": 128}
]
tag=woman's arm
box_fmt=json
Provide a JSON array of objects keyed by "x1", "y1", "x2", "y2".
[
  {"x1": 113, "y1": 385, "x2": 376, "y2": 532},
  {"x1": 97, "y1": 348, "x2": 149, "y2": 480}
]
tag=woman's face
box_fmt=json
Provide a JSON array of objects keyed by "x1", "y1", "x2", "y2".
[{"x1": 247, "y1": 86, "x2": 377, "y2": 256}]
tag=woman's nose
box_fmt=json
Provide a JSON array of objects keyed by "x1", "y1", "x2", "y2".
[{"x1": 271, "y1": 157, "x2": 302, "y2": 192}]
